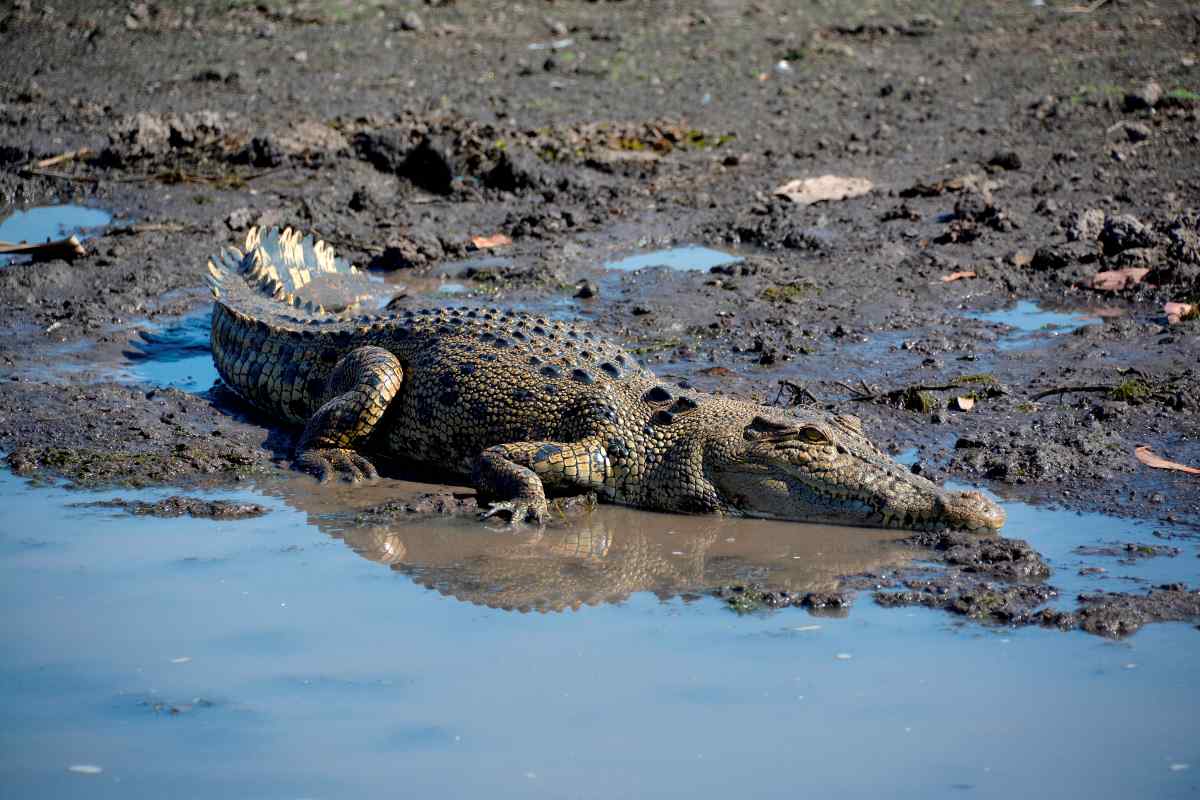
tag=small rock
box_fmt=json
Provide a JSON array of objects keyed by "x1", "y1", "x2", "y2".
[
  {"x1": 954, "y1": 190, "x2": 992, "y2": 222},
  {"x1": 574, "y1": 280, "x2": 598, "y2": 299},
  {"x1": 1100, "y1": 214, "x2": 1158, "y2": 255},
  {"x1": 353, "y1": 128, "x2": 411, "y2": 174},
  {"x1": 1067, "y1": 209, "x2": 1106, "y2": 242},
  {"x1": 1034, "y1": 197, "x2": 1059, "y2": 216},
  {"x1": 1119, "y1": 121, "x2": 1152, "y2": 143},
  {"x1": 1031, "y1": 246, "x2": 1069, "y2": 271},
  {"x1": 232, "y1": 135, "x2": 283, "y2": 168},
  {"x1": 1006, "y1": 250, "x2": 1033, "y2": 268},
  {"x1": 369, "y1": 232, "x2": 445, "y2": 270},
  {"x1": 483, "y1": 150, "x2": 550, "y2": 193},
  {"x1": 631, "y1": 305, "x2": 652, "y2": 316},
  {"x1": 225, "y1": 207, "x2": 257, "y2": 231},
  {"x1": 399, "y1": 11, "x2": 424, "y2": 32},
  {"x1": 987, "y1": 150, "x2": 1022, "y2": 171},
  {"x1": 1123, "y1": 80, "x2": 1163, "y2": 112}
]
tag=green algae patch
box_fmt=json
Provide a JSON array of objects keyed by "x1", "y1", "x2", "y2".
[
  {"x1": 760, "y1": 283, "x2": 815, "y2": 304},
  {"x1": 902, "y1": 388, "x2": 939, "y2": 414},
  {"x1": 721, "y1": 585, "x2": 769, "y2": 614},
  {"x1": 1109, "y1": 379, "x2": 1152, "y2": 403}
]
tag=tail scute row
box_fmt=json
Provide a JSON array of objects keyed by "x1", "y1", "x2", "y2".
[{"x1": 206, "y1": 226, "x2": 367, "y2": 316}]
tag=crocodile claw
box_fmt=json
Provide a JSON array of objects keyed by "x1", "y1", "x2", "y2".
[
  {"x1": 480, "y1": 499, "x2": 550, "y2": 526},
  {"x1": 295, "y1": 448, "x2": 380, "y2": 483}
]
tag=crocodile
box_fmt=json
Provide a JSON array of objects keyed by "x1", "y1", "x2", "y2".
[{"x1": 207, "y1": 227, "x2": 1005, "y2": 532}]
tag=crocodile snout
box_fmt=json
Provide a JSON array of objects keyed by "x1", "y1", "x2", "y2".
[{"x1": 935, "y1": 490, "x2": 1006, "y2": 532}]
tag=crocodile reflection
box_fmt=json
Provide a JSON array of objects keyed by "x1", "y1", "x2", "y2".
[{"x1": 271, "y1": 476, "x2": 917, "y2": 614}]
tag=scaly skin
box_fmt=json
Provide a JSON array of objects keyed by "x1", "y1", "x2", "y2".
[{"x1": 207, "y1": 227, "x2": 1005, "y2": 532}]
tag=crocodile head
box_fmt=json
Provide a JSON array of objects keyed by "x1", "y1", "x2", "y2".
[{"x1": 703, "y1": 407, "x2": 1005, "y2": 532}]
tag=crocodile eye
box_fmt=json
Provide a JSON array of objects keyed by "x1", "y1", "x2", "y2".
[{"x1": 799, "y1": 427, "x2": 830, "y2": 444}]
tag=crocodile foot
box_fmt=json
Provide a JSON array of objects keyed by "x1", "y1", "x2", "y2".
[
  {"x1": 295, "y1": 448, "x2": 380, "y2": 483},
  {"x1": 480, "y1": 499, "x2": 550, "y2": 526}
]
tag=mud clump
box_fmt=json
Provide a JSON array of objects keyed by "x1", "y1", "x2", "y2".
[
  {"x1": 874, "y1": 582, "x2": 1059, "y2": 625},
  {"x1": 355, "y1": 493, "x2": 480, "y2": 521},
  {"x1": 900, "y1": 530, "x2": 1051, "y2": 580},
  {"x1": 715, "y1": 584, "x2": 854, "y2": 615},
  {"x1": 1073, "y1": 542, "x2": 1181, "y2": 562},
  {"x1": 1040, "y1": 585, "x2": 1200, "y2": 638},
  {"x1": 81, "y1": 496, "x2": 268, "y2": 520}
]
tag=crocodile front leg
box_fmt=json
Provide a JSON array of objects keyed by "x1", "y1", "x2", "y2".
[
  {"x1": 473, "y1": 438, "x2": 609, "y2": 524},
  {"x1": 295, "y1": 346, "x2": 403, "y2": 482}
]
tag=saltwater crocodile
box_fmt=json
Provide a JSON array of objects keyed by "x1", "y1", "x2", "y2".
[{"x1": 207, "y1": 227, "x2": 1005, "y2": 532}]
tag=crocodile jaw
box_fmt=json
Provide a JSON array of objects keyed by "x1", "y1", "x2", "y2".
[{"x1": 712, "y1": 448, "x2": 1005, "y2": 533}]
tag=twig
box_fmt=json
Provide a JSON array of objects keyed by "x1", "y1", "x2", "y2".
[
  {"x1": 1029, "y1": 385, "x2": 1114, "y2": 401},
  {"x1": 105, "y1": 222, "x2": 194, "y2": 236},
  {"x1": 1059, "y1": 0, "x2": 1112, "y2": 14},
  {"x1": 20, "y1": 168, "x2": 101, "y2": 183},
  {"x1": 773, "y1": 379, "x2": 821, "y2": 407},
  {"x1": 33, "y1": 147, "x2": 93, "y2": 169},
  {"x1": 0, "y1": 236, "x2": 85, "y2": 261},
  {"x1": 20, "y1": 166, "x2": 283, "y2": 186},
  {"x1": 835, "y1": 380, "x2": 964, "y2": 403}
]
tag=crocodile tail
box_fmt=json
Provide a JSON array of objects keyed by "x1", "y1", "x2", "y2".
[{"x1": 206, "y1": 226, "x2": 370, "y2": 317}]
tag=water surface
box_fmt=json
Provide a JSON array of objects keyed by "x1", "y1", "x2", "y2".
[
  {"x1": 124, "y1": 312, "x2": 219, "y2": 392},
  {"x1": 1, "y1": 470, "x2": 1197, "y2": 799},
  {"x1": 0, "y1": 205, "x2": 112, "y2": 265},
  {"x1": 605, "y1": 246, "x2": 742, "y2": 272},
  {"x1": 969, "y1": 301, "x2": 1102, "y2": 349}
]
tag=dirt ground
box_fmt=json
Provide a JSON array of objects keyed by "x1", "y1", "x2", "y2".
[{"x1": 0, "y1": 0, "x2": 1197, "y2": 629}]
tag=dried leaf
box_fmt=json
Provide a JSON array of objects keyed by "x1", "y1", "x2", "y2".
[
  {"x1": 1164, "y1": 302, "x2": 1196, "y2": 325},
  {"x1": 470, "y1": 233, "x2": 512, "y2": 250},
  {"x1": 953, "y1": 396, "x2": 975, "y2": 411},
  {"x1": 1134, "y1": 446, "x2": 1200, "y2": 476},
  {"x1": 1091, "y1": 267, "x2": 1149, "y2": 292},
  {"x1": 773, "y1": 175, "x2": 873, "y2": 206},
  {"x1": 940, "y1": 271, "x2": 977, "y2": 283}
]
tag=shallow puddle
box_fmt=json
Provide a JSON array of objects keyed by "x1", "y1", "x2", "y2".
[
  {"x1": 124, "y1": 312, "x2": 219, "y2": 392},
  {"x1": 1, "y1": 468, "x2": 1197, "y2": 798},
  {"x1": 604, "y1": 245, "x2": 742, "y2": 272},
  {"x1": 0, "y1": 205, "x2": 112, "y2": 265},
  {"x1": 969, "y1": 301, "x2": 1102, "y2": 349}
]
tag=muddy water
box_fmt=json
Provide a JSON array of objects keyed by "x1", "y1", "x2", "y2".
[
  {"x1": 2, "y1": 469, "x2": 1198, "y2": 799},
  {"x1": 969, "y1": 300, "x2": 1104, "y2": 349}
]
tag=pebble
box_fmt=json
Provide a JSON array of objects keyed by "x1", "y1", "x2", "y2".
[
  {"x1": 399, "y1": 11, "x2": 424, "y2": 32},
  {"x1": 1123, "y1": 80, "x2": 1162, "y2": 112}
]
